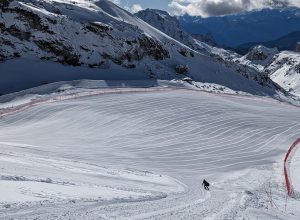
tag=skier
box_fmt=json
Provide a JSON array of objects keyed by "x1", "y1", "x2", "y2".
[{"x1": 202, "y1": 179, "x2": 210, "y2": 191}]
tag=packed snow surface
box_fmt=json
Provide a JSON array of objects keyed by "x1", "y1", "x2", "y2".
[{"x1": 0, "y1": 84, "x2": 300, "y2": 219}]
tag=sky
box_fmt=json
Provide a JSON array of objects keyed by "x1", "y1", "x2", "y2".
[{"x1": 115, "y1": 0, "x2": 300, "y2": 17}]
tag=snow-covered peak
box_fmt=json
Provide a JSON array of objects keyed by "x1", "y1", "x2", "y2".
[
  {"x1": 0, "y1": 0, "x2": 172, "y2": 65},
  {"x1": 246, "y1": 45, "x2": 278, "y2": 62},
  {"x1": 136, "y1": 9, "x2": 234, "y2": 58},
  {"x1": 237, "y1": 45, "x2": 300, "y2": 96},
  {"x1": 0, "y1": 0, "x2": 284, "y2": 96},
  {"x1": 266, "y1": 51, "x2": 300, "y2": 96},
  {"x1": 135, "y1": 9, "x2": 181, "y2": 34},
  {"x1": 235, "y1": 45, "x2": 278, "y2": 72},
  {"x1": 136, "y1": 9, "x2": 284, "y2": 93}
]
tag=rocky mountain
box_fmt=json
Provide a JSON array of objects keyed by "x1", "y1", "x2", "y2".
[
  {"x1": 0, "y1": 0, "x2": 283, "y2": 96},
  {"x1": 178, "y1": 7, "x2": 300, "y2": 49},
  {"x1": 266, "y1": 51, "x2": 300, "y2": 96},
  {"x1": 136, "y1": 9, "x2": 283, "y2": 94},
  {"x1": 135, "y1": 9, "x2": 217, "y2": 56},
  {"x1": 237, "y1": 45, "x2": 279, "y2": 70},
  {"x1": 0, "y1": 0, "x2": 171, "y2": 67},
  {"x1": 237, "y1": 45, "x2": 300, "y2": 96},
  {"x1": 135, "y1": 9, "x2": 217, "y2": 47}
]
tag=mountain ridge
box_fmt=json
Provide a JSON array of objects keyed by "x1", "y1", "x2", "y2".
[
  {"x1": 238, "y1": 31, "x2": 300, "y2": 52},
  {"x1": 178, "y1": 7, "x2": 300, "y2": 48},
  {"x1": 0, "y1": 0, "x2": 280, "y2": 95}
]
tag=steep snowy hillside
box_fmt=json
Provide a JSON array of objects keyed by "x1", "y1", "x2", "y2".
[
  {"x1": 238, "y1": 45, "x2": 279, "y2": 71},
  {"x1": 136, "y1": 9, "x2": 283, "y2": 95},
  {"x1": 266, "y1": 51, "x2": 300, "y2": 96},
  {"x1": 0, "y1": 0, "x2": 280, "y2": 95},
  {"x1": 136, "y1": 9, "x2": 227, "y2": 57},
  {"x1": 179, "y1": 7, "x2": 300, "y2": 48},
  {"x1": 135, "y1": 9, "x2": 220, "y2": 56},
  {"x1": 0, "y1": 0, "x2": 170, "y2": 67},
  {"x1": 237, "y1": 46, "x2": 300, "y2": 96}
]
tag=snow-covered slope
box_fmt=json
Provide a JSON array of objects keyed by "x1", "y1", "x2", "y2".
[
  {"x1": 0, "y1": 0, "x2": 281, "y2": 96},
  {"x1": 238, "y1": 45, "x2": 279, "y2": 71},
  {"x1": 135, "y1": 8, "x2": 299, "y2": 98},
  {"x1": 266, "y1": 51, "x2": 300, "y2": 96},
  {"x1": 135, "y1": 9, "x2": 230, "y2": 57},
  {"x1": 0, "y1": 0, "x2": 170, "y2": 66},
  {"x1": 1, "y1": 84, "x2": 300, "y2": 219},
  {"x1": 237, "y1": 46, "x2": 300, "y2": 96},
  {"x1": 135, "y1": 9, "x2": 285, "y2": 95}
]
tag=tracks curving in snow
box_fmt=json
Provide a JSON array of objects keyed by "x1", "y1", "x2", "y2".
[{"x1": 1, "y1": 88, "x2": 300, "y2": 219}]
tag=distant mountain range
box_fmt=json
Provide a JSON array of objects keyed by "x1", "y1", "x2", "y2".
[
  {"x1": 178, "y1": 7, "x2": 300, "y2": 50},
  {"x1": 237, "y1": 31, "x2": 300, "y2": 53}
]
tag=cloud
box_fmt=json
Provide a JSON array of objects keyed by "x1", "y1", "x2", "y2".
[
  {"x1": 131, "y1": 4, "x2": 143, "y2": 13},
  {"x1": 169, "y1": 0, "x2": 300, "y2": 16}
]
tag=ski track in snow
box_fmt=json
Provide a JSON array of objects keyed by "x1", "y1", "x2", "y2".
[{"x1": 0, "y1": 89, "x2": 300, "y2": 219}]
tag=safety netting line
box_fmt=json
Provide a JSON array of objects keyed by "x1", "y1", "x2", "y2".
[{"x1": 284, "y1": 138, "x2": 300, "y2": 197}]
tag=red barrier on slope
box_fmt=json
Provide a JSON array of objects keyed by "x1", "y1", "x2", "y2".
[{"x1": 284, "y1": 138, "x2": 300, "y2": 196}]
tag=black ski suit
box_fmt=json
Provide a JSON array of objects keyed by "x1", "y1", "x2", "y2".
[{"x1": 202, "y1": 179, "x2": 210, "y2": 190}]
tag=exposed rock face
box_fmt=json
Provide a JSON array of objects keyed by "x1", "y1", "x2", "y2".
[
  {"x1": 136, "y1": 9, "x2": 282, "y2": 90},
  {"x1": 0, "y1": 0, "x2": 13, "y2": 8},
  {"x1": 237, "y1": 45, "x2": 300, "y2": 96},
  {"x1": 136, "y1": 9, "x2": 181, "y2": 37},
  {"x1": 0, "y1": 0, "x2": 170, "y2": 68},
  {"x1": 264, "y1": 51, "x2": 300, "y2": 95},
  {"x1": 247, "y1": 51, "x2": 268, "y2": 61},
  {"x1": 0, "y1": 0, "x2": 285, "y2": 96},
  {"x1": 246, "y1": 45, "x2": 278, "y2": 61},
  {"x1": 34, "y1": 40, "x2": 81, "y2": 66},
  {"x1": 138, "y1": 37, "x2": 169, "y2": 60},
  {"x1": 136, "y1": 9, "x2": 205, "y2": 53},
  {"x1": 175, "y1": 65, "x2": 189, "y2": 75}
]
